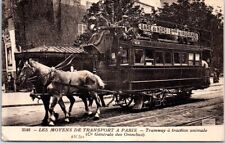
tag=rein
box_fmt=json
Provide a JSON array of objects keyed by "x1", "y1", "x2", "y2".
[
  {"x1": 55, "y1": 54, "x2": 74, "y2": 69},
  {"x1": 27, "y1": 75, "x2": 38, "y2": 82}
]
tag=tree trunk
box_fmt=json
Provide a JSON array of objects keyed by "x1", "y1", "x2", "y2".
[{"x1": 52, "y1": 0, "x2": 61, "y2": 31}]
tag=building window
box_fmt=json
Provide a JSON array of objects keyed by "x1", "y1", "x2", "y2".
[
  {"x1": 7, "y1": 48, "x2": 13, "y2": 66},
  {"x1": 78, "y1": 24, "x2": 87, "y2": 35},
  {"x1": 155, "y1": 52, "x2": 164, "y2": 65},
  {"x1": 165, "y1": 52, "x2": 172, "y2": 65}
]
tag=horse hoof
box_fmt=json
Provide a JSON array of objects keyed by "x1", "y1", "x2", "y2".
[
  {"x1": 65, "y1": 118, "x2": 70, "y2": 123},
  {"x1": 88, "y1": 111, "x2": 93, "y2": 115},
  {"x1": 94, "y1": 114, "x2": 100, "y2": 120},
  {"x1": 54, "y1": 113, "x2": 59, "y2": 120},
  {"x1": 94, "y1": 116, "x2": 100, "y2": 121},
  {"x1": 84, "y1": 111, "x2": 93, "y2": 116},
  {"x1": 41, "y1": 119, "x2": 49, "y2": 126},
  {"x1": 41, "y1": 121, "x2": 48, "y2": 126},
  {"x1": 49, "y1": 121, "x2": 55, "y2": 126}
]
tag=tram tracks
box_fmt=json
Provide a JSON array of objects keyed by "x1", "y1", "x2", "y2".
[
  {"x1": 27, "y1": 90, "x2": 223, "y2": 126},
  {"x1": 175, "y1": 115, "x2": 216, "y2": 126},
  {"x1": 92, "y1": 96, "x2": 223, "y2": 126}
]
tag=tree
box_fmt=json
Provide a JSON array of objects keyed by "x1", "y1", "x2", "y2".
[
  {"x1": 157, "y1": 0, "x2": 223, "y2": 70},
  {"x1": 74, "y1": 0, "x2": 148, "y2": 45}
]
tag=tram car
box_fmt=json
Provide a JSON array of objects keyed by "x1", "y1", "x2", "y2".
[{"x1": 81, "y1": 21, "x2": 211, "y2": 109}]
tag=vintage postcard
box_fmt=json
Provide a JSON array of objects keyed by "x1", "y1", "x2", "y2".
[{"x1": 1, "y1": 0, "x2": 224, "y2": 141}]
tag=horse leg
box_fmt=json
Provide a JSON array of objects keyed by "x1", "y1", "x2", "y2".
[
  {"x1": 81, "y1": 96, "x2": 92, "y2": 115},
  {"x1": 99, "y1": 94, "x2": 106, "y2": 107},
  {"x1": 41, "y1": 95, "x2": 50, "y2": 125},
  {"x1": 48, "y1": 96, "x2": 58, "y2": 126},
  {"x1": 66, "y1": 95, "x2": 75, "y2": 117},
  {"x1": 88, "y1": 95, "x2": 94, "y2": 107},
  {"x1": 91, "y1": 92, "x2": 102, "y2": 119},
  {"x1": 57, "y1": 97, "x2": 70, "y2": 123}
]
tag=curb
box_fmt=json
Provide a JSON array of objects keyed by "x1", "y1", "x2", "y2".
[
  {"x1": 2, "y1": 101, "x2": 74, "y2": 108},
  {"x1": 2, "y1": 95, "x2": 113, "y2": 108}
]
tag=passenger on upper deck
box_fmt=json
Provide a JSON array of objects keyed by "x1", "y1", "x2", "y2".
[
  {"x1": 116, "y1": 15, "x2": 131, "y2": 40},
  {"x1": 96, "y1": 11, "x2": 110, "y2": 28}
]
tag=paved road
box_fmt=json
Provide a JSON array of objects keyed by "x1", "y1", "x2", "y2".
[{"x1": 2, "y1": 78, "x2": 224, "y2": 126}]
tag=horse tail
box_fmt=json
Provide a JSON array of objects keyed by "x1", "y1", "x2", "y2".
[{"x1": 94, "y1": 74, "x2": 105, "y2": 89}]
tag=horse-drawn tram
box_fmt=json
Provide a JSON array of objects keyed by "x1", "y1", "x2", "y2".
[
  {"x1": 81, "y1": 21, "x2": 211, "y2": 109},
  {"x1": 16, "y1": 19, "x2": 212, "y2": 125}
]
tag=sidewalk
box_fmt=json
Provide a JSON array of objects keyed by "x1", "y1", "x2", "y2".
[{"x1": 1, "y1": 92, "x2": 72, "y2": 108}]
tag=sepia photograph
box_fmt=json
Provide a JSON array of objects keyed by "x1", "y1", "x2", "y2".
[{"x1": 1, "y1": 0, "x2": 224, "y2": 141}]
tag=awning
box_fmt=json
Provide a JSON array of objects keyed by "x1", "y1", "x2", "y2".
[
  {"x1": 15, "y1": 45, "x2": 87, "y2": 59},
  {"x1": 23, "y1": 45, "x2": 86, "y2": 54}
]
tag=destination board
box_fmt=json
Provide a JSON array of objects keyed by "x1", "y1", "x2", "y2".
[{"x1": 138, "y1": 23, "x2": 198, "y2": 41}]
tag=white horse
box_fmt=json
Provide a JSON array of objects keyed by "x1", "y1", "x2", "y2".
[{"x1": 27, "y1": 59, "x2": 105, "y2": 125}]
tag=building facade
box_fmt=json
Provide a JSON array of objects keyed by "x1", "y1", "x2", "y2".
[
  {"x1": 2, "y1": 0, "x2": 87, "y2": 91},
  {"x1": 160, "y1": 0, "x2": 177, "y2": 6},
  {"x1": 134, "y1": 0, "x2": 162, "y2": 13}
]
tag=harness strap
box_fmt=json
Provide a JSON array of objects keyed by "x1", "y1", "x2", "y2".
[
  {"x1": 54, "y1": 81, "x2": 116, "y2": 94},
  {"x1": 27, "y1": 75, "x2": 38, "y2": 82}
]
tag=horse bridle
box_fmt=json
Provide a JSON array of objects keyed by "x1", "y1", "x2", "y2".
[{"x1": 20, "y1": 62, "x2": 55, "y2": 86}]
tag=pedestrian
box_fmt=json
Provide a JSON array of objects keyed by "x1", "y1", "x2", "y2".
[
  {"x1": 213, "y1": 68, "x2": 220, "y2": 83},
  {"x1": 7, "y1": 73, "x2": 15, "y2": 92}
]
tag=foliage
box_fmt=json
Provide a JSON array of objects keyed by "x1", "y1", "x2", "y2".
[
  {"x1": 156, "y1": 0, "x2": 223, "y2": 69},
  {"x1": 83, "y1": 0, "x2": 144, "y2": 26},
  {"x1": 74, "y1": 0, "x2": 147, "y2": 45}
]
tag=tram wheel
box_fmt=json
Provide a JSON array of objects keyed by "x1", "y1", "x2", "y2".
[
  {"x1": 177, "y1": 89, "x2": 192, "y2": 103},
  {"x1": 181, "y1": 89, "x2": 192, "y2": 99},
  {"x1": 119, "y1": 95, "x2": 134, "y2": 108},
  {"x1": 153, "y1": 90, "x2": 169, "y2": 107}
]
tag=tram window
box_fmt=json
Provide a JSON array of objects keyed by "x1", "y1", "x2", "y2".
[
  {"x1": 134, "y1": 49, "x2": 144, "y2": 65},
  {"x1": 165, "y1": 52, "x2": 172, "y2": 64},
  {"x1": 181, "y1": 53, "x2": 188, "y2": 65},
  {"x1": 188, "y1": 53, "x2": 194, "y2": 65},
  {"x1": 155, "y1": 52, "x2": 164, "y2": 65},
  {"x1": 195, "y1": 53, "x2": 200, "y2": 66},
  {"x1": 145, "y1": 49, "x2": 154, "y2": 65},
  {"x1": 195, "y1": 53, "x2": 200, "y2": 61},
  {"x1": 174, "y1": 53, "x2": 180, "y2": 65},
  {"x1": 110, "y1": 52, "x2": 116, "y2": 65},
  {"x1": 118, "y1": 48, "x2": 129, "y2": 65}
]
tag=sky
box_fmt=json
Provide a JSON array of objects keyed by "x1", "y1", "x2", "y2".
[
  {"x1": 204, "y1": 0, "x2": 224, "y2": 13},
  {"x1": 80, "y1": 0, "x2": 224, "y2": 14}
]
